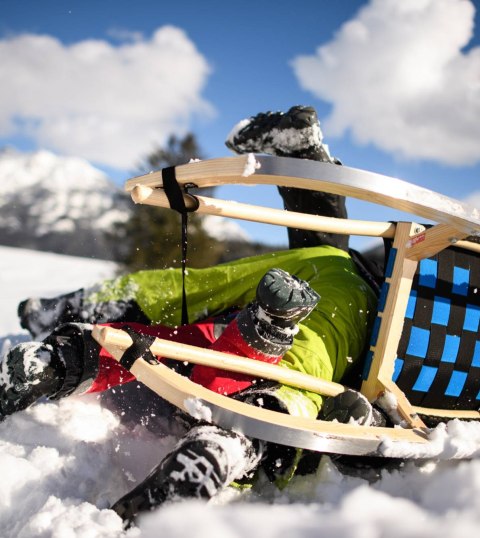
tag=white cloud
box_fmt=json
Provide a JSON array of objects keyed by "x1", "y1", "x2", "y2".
[
  {"x1": 0, "y1": 26, "x2": 213, "y2": 169},
  {"x1": 464, "y1": 191, "x2": 480, "y2": 208},
  {"x1": 292, "y1": 0, "x2": 480, "y2": 166}
]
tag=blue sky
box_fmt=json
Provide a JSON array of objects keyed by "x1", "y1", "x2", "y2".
[{"x1": 1, "y1": 0, "x2": 480, "y2": 249}]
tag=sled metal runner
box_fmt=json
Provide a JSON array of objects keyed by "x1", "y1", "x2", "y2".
[{"x1": 95, "y1": 155, "x2": 480, "y2": 458}]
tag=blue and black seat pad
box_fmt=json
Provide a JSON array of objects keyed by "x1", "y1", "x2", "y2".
[{"x1": 370, "y1": 244, "x2": 480, "y2": 411}]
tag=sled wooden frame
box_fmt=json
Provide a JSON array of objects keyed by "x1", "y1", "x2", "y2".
[
  {"x1": 95, "y1": 155, "x2": 480, "y2": 457},
  {"x1": 92, "y1": 324, "x2": 434, "y2": 457}
]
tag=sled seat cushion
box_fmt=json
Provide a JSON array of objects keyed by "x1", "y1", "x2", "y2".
[{"x1": 385, "y1": 245, "x2": 480, "y2": 410}]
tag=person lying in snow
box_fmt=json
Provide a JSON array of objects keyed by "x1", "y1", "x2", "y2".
[
  {"x1": 1, "y1": 106, "x2": 383, "y2": 523},
  {"x1": 3, "y1": 262, "x2": 379, "y2": 522}
]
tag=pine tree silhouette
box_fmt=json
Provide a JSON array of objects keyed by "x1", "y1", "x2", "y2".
[{"x1": 115, "y1": 133, "x2": 223, "y2": 272}]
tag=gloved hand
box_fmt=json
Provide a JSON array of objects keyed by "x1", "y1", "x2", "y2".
[{"x1": 319, "y1": 389, "x2": 387, "y2": 427}]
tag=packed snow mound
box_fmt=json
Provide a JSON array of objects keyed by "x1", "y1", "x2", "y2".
[{"x1": 1, "y1": 246, "x2": 480, "y2": 537}]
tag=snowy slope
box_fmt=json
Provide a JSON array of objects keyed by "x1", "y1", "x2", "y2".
[
  {"x1": 0, "y1": 245, "x2": 117, "y2": 337},
  {"x1": 1, "y1": 247, "x2": 480, "y2": 537}
]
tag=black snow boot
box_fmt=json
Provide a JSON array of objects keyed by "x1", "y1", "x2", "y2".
[
  {"x1": 256, "y1": 267, "x2": 320, "y2": 326},
  {"x1": 0, "y1": 323, "x2": 100, "y2": 420},
  {"x1": 234, "y1": 380, "x2": 299, "y2": 483},
  {"x1": 18, "y1": 289, "x2": 84, "y2": 340},
  {"x1": 111, "y1": 424, "x2": 261, "y2": 525},
  {"x1": 226, "y1": 105, "x2": 336, "y2": 162},
  {"x1": 225, "y1": 105, "x2": 348, "y2": 251},
  {"x1": 319, "y1": 389, "x2": 387, "y2": 427},
  {"x1": 18, "y1": 289, "x2": 149, "y2": 340},
  {"x1": 0, "y1": 341, "x2": 66, "y2": 419},
  {"x1": 235, "y1": 268, "x2": 320, "y2": 356}
]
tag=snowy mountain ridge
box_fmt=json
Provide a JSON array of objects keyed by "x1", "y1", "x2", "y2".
[
  {"x1": 0, "y1": 147, "x2": 131, "y2": 259},
  {"x1": 0, "y1": 148, "x2": 249, "y2": 260},
  {"x1": 0, "y1": 147, "x2": 107, "y2": 193}
]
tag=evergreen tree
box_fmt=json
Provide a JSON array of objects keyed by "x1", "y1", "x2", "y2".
[{"x1": 117, "y1": 133, "x2": 224, "y2": 272}]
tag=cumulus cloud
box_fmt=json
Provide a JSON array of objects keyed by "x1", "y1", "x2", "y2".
[
  {"x1": 0, "y1": 26, "x2": 213, "y2": 168},
  {"x1": 292, "y1": 0, "x2": 480, "y2": 166}
]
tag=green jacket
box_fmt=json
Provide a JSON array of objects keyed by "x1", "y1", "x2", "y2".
[{"x1": 87, "y1": 246, "x2": 377, "y2": 418}]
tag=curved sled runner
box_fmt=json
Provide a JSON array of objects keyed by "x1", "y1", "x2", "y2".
[{"x1": 94, "y1": 155, "x2": 480, "y2": 458}]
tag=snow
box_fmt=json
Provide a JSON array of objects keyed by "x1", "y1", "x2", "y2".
[
  {"x1": 1, "y1": 245, "x2": 480, "y2": 537},
  {"x1": 184, "y1": 397, "x2": 213, "y2": 422},
  {"x1": 241, "y1": 153, "x2": 261, "y2": 177},
  {"x1": 0, "y1": 148, "x2": 106, "y2": 193},
  {"x1": 0, "y1": 245, "x2": 116, "y2": 336}
]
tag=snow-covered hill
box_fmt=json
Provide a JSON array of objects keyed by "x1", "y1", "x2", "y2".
[
  {"x1": 0, "y1": 148, "x2": 131, "y2": 260},
  {"x1": 1, "y1": 246, "x2": 480, "y2": 537},
  {"x1": 0, "y1": 148, "x2": 250, "y2": 261}
]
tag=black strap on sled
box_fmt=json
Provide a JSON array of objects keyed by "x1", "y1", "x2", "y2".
[
  {"x1": 162, "y1": 166, "x2": 199, "y2": 326},
  {"x1": 120, "y1": 326, "x2": 158, "y2": 370}
]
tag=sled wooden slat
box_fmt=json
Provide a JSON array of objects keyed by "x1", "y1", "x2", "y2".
[
  {"x1": 455, "y1": 240, "x2": 480, "y2": 254},
  {"x1": 125, "y1": 155, "x2": 480, "y2": 236},
  {"x1": 361, "y1": 222, "x2": 425, "y2": 428},
  {"x1": 405, "y1": 224, "x2": 470, "y2": 261},
  {"x1": 131, "y1": 184, "x2": 480, "y2": 254},
  {"x1": 131, "y1": 184, "x2": 397, "y2": 238},
  {"x1": 412, "y1": 406, "x2": 480, "y2": 420},
  {"x1": 92, "y1": 325, "x2": 433, "y2": 457},
  {"x1": 93, "y1": 325, "x2": 345, "y2": 397}
]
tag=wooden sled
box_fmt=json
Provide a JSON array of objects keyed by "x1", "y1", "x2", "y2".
[{"x1": 94, "y1": 155, "x2": 480, "y2": 458}]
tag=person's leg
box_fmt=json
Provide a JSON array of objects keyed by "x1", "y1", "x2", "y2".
[
  {"x1": 278, "y1": 187, "x2": 349, "y2": 250},
  {"x1": 111, "y1": 387, "x2": 380, "y2": 527},
  {"x1": 18, "y1": 288, "x2": 150, "y2": 340},
  {"x1": 110, "y1": 268, "x2": 320, "y2": 523},
  {"x1": 108, "y1": 267, "x2": 383, "y2": 524},
  {"x1": 109, "y1": 386, "x2": 386, "y2": 525},
  {"x1": 191, "y1": 267, "x2": 320, "y2": 395},
  {"x1": 226, "y1": 105, "x2": 349, "y2": 251},
  {"x1": 6, "y1": 267, "x2": 318, "y2": 422},
  {"x1": 111, "y1": 422, "x2": 262, "y2": 525},
  {"x1": 226, "y1": 105, "x2": 385, "y2": 294}
]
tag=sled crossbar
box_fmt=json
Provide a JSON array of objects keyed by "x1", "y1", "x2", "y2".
[
  {"x1": 130, "y1": 183, "x2": 398, "y2": 239},
  {"x1": 93, "y1": 326, "x2": 345, "y2": 397}
]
